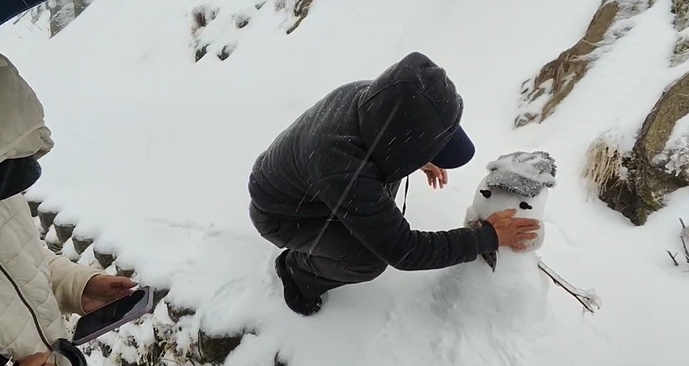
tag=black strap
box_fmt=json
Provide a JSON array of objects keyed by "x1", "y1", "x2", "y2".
[
  {"x1": 0, "y1": 340, "x2": 87, "y2": 366},
  {"x1": 401, "y1": 176, "x2": 410, "y2": 216},
  {"x1": 0, "y1": 354, "x2": 11, "y2": 366},
  {"x1": 52, "y1": 339, "x2": 87, "y2": 366}
]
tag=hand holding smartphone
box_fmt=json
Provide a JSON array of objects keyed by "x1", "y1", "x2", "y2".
[
  {"x1": 72, "y1": 285, "x2": 155, "y2": 345},
  {"x1": 0, "y1": 288, "x2": 154, "y2": 366}
]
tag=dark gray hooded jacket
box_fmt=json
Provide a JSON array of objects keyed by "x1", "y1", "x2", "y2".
[{"x1": 248, "y1": 52, "x2": 498, "y2": 271}]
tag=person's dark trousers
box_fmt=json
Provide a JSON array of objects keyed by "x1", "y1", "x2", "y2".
[
  {"x1": 250, "y1": 180, "x2": 401, "y2": 300},
  {"x1": 250, "y1": 204, "x2": 388, "y2": 300}
]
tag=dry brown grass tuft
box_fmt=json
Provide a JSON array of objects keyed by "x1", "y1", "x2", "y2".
[{"x1": 582, "y1": 135, "x2": 624, "y2": 200}]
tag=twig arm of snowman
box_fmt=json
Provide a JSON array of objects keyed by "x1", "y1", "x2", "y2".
[
  {"x1": 680, "y1": 218, "x2": 689, "y2": 263},
  {"x1": 537, "y1": 260, "x2": 602, "y2": 314}
]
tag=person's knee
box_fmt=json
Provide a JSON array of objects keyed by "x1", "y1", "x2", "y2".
[
  {"x1": 249, "y1": 202, "x2": 293, "y2": 248},
  {"x1": 362, "y1": 261, "x2": 387, "y2": 281},
  {"x1": 346, "y1": 253, "x2": 387, "y2": 282},
  {"x1": 296, "y1": 250, "x2": 387, "y2": 284}
]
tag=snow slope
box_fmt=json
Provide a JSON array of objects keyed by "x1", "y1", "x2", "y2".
[{"x1": 2, "y1": 0, "x2": 689, "y2": 365}]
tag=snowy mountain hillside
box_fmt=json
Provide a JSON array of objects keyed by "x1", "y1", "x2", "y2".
[{"x1": 2, "y1": 0, "x2": 689, "y2": 365}]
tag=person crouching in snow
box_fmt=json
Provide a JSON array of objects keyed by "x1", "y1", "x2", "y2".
[
  {"x1": 248, "y1": 52, "x2": 542, "y2": 316},
  {"x1": 0, "y1": 53, "x2": 138, "y2": 366}
]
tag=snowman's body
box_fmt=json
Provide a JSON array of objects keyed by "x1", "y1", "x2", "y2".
[{"x1": 429, "y1": 151, "x2": 557, "y2": 365}]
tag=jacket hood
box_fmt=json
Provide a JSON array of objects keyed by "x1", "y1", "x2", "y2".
[
  {"x1": 0, "y1": 53, "x2": 54, "y2": 165},
  {"x1": 0, "y1": 52, "x2": 53, "y2": 200},
  {"x1": 356, "y1": 52, "x2": 463, "y2": 183}
]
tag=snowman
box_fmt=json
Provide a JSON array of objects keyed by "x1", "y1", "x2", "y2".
[
  {"x1": 469, "y1": 150, "x2": 557, "y2": 270},
  {"x1": 428, "y1": 151, "x2": 558, "y2": 365}
]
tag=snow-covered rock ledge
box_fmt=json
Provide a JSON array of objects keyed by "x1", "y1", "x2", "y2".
[
  {"x1": 515, "y1": 0, "x2": 655, "y2": 127},
  {"x1": 515, "y1": 0, "x2": 689, "y2": 225},
  {"x1": 191, "y1": 0, "x2": 315, "y2": 62},
  {"x1": 587, "y1": 74, "x2": 689, "y2": 225},
  {"x1": 28, "y1": 196, "x2": 273, "y2": 366}
]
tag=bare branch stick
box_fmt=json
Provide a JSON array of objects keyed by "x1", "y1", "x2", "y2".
[
  {"x1": 680, "y1": 218, "x2": 689, "y2": 263},
  {"x1": 667, "y1": 250, "x2": 679, "y2": 266},
  {"x1": 538, "y1": 260, "x2": 601, "y2": 314}
]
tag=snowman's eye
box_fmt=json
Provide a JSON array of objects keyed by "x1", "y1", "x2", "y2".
[
  {"x1": 519, "y1": 202, "x2": 533, "y2": 210},
  {"x1": 480, "y1": 189, "x2": 491, "y2": 198}
]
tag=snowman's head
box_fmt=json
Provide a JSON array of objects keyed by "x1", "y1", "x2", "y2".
[
  {"x1": 471, "y1": 176, "x2": 549, "y2": 221},
  {"x1": 469, "y1": 151, "x2": 557, "y2": 250},
  {"x1": 484, "y1": 151, "x2": 557, "y2": 198}
]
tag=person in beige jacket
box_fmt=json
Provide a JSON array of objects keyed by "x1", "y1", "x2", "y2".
[{"x1": 1, "y1": 53, "x2": 137, "y2": 366}]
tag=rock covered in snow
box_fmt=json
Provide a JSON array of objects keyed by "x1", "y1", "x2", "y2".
[
  {"x1": 671, "y1": 0, "x2": 689, "y2": 66},
  {"x1": 190, "y1": 0, "x2": 315, "y2": 63},
  {"x1": 597, "y1": 70, "x2": 689, "y2": 225},
  {"x1": 45, "y1": 0, "x2": 94, "y2": 37},
  {"x1": 515, "y1": 0, "x2": 654, "y2": 127},
  {"x1": 652, "y1": 114, "x2": 689, "y2": 179}
]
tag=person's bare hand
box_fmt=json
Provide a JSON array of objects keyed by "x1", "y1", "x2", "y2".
[
  {"x1": 485, "y1": 209, "x2": 541, "y2": 251},
  {"x1": 420, "y1": 163, "x2": 448, "y2": 189},
  {"x1": 82, "y1": 275, "x2": 137, "y2": 313},
  {"x1": 15, "y1": 352, "x2": 54, "y2": 366}
]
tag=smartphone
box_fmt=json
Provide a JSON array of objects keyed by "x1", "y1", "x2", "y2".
[{"x1": 72, "y1": 286, "x2": 154, "y2": 345}]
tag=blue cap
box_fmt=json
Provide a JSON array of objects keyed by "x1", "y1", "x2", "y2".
[{"x1": 430, "y1": 126, "x2": 475, "y2": 169}]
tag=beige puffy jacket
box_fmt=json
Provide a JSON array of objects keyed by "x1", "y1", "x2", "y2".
[{"x1": 0, "y1": 53, "x2": 105, "y2": 362}]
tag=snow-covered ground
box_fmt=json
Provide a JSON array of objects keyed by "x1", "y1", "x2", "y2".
[{"x1": 2, "y1": 0, "x2": 689, "y2": 365}]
